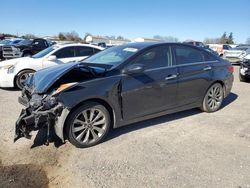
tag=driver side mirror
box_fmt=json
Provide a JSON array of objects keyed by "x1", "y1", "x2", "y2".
[
  {"x1": 47, "y1": 55, "x2": 57, "y2": 61},
  {"x1": 122, "y1": 64, "x2": 145, "y2": 74}
]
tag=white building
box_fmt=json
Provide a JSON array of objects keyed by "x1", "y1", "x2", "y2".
[{"x1": 85, "y1": 35, "x2": 130, "y2": 45}]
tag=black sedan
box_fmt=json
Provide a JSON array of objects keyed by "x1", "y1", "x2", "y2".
[{"x1": 15, "y1": 42, "x2": 234, "y2": 148}]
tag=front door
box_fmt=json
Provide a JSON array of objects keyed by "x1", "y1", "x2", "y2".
[{"x1": 121, "y1": 45, "x2": 178, "y2": 120}]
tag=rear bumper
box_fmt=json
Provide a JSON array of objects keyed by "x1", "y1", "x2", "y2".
[{"x1": 0, "y1": 69, "x2": 15, "y2": 88}]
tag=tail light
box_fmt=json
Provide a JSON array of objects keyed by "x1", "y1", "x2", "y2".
[{"x1": 227, "y1": 65, "x2": 234, "y2": 73}]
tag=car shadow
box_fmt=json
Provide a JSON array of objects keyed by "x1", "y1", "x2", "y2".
[
  {"x1": 0, "y1": 87, "x2": 20, "y2": 91},
  {"x1": 104, "y1": 92, "x2": 238, "y2": 143},
  {"x1": 30, "y1": 92, "x2": 238, "y2": 148}
]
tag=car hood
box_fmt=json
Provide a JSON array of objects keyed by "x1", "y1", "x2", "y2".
[
  {"x1": 32, "y1": 62, "x2": 108, "y2": 94},
  {"x1": 0, "y1": 57, "x2": 32, "y2": 67}
]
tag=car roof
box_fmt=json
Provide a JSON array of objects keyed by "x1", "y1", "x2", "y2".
[
  {"x1": 53, "y1": 43, "x2": 105, "y2": 50},
  {"x1": 118, "y1": 42, "x2": 183, "y2": 50}
]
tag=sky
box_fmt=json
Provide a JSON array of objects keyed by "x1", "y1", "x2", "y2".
[{"x1": 0, "y1": 0, "x2": 250, "y2": 43}]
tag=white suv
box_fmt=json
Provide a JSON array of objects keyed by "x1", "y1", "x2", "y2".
[{"x1": 0, "y1": 43, "x2": 103, "y2": 89}]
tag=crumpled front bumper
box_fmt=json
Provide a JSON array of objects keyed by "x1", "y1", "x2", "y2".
[{"x1": 15, "y1": 94, "x2": 69, "y2": 143}]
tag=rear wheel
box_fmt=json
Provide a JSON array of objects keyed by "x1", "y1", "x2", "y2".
[
  {"x1": 200, "y1": 83, "x2": 224, "y2": 113},
  {"x1": 66, "y1": 102, "x2": 111, "y2": 148},
  {"x1": 15, "y1": 70, "x2": 35, "y2": 89},
  {"x1": 23, "y1": 52, "x2": 32, "y2": 57}
]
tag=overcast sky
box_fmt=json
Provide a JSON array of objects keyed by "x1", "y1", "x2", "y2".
[{"x1": 1, "y1": 0, "x2": 250, "y2": 43}]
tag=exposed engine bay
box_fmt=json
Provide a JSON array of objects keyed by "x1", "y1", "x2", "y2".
[{"x1": 15, "y1": 63, "x2": 105, "y2": 145}]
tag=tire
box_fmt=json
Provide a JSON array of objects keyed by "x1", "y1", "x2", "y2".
[
  {"x1": 15, "y1": 70, "x2": 35, "y2": 89},
  {"x1": 65, "y1": 102, "x2": 111, "y2": 148},
  {"x1": 239, "y1": 73, "x2": 247, "y2": 82},
  {"x1": 200, "y1": 83, "x2": 224, "y2": 113},
  {"x1": 22, "y1": 52, "x2": 32, "y2": 57}
]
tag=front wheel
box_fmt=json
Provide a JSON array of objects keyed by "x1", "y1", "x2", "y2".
[
  {"x1": 66, "y1": 102, "x2": 111, "y2": 148},
  {"x1": 15, "y1": 70, "x2": 35, "y2": 89},
  {"x1": 200, "y1": 83, "x2": 224, "y2": 113}
]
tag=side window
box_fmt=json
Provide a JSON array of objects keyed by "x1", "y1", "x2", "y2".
[
  {"x1": 133, "y1": 45, "x2": 171, "y2": 69},
  {"x1": 93, "y1": 48, "x2": 101, "y2": 54},
  {"x1": 75, "y1": 46, "x2": 94, "y2": 57},
  {"x1": 203, "y1": 51, "x2": 218, "y2": 61},
  {"x1": 33, "y1": 40, "x2": 47, "y2": 48},
  {"x1": 223, "y1": 45, "x2": 228, "y2": 50},
  {"x1": 53, "y1": 47, "x2": 75, "y2": 58},
  {"x1": 174, "y1": 45, "x2": 204, "y2": 65}
]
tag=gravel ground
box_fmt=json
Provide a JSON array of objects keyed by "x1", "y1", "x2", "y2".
[{"x1": 0, "y1": 66, "x2": 250, "y2": 188}]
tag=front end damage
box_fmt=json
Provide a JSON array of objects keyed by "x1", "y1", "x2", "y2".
[
  {"x1": 15, "y1": 87, "x2": 68, "y2": 145},
  {"x1": 14, "y1": 62, "x2": 108, "y2": 145}
]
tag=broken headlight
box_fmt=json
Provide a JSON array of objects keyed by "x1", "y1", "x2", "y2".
[{"x1": 52, "y1": 82, "x2": 78, "y2": 96}]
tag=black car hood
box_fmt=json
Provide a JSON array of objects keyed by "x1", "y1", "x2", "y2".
[{"x1": 32, "y1": 62, "x2": 111, "y2": 94}]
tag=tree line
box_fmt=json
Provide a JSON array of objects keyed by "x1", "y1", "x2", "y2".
[{"x1": 1, "y1": 31, "x2": 250, "y2": 44}]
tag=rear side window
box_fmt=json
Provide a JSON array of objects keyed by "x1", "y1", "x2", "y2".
[
  {"x1": 133, "y1": 45, "x2": 172, "y2": 69},
  {"x1": 174, "y1": 45, "x2": 204, "y2": 65},
  {"x1": 53, "y1": 47, "x2": 75, "y2": 58},
  {"x1": 93, "y1": 48, "x2": 101, "y2": 54},
  {"x1": 202, "y1": 51, "x2": 218, "y2": 61},
  {"x1": 75, "y1": 46, "x2": 94, "y2": 57}
]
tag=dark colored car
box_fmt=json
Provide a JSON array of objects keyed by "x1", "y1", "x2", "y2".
[
  {"x1": 15, "y1": 42, "x2": 234, "y2": 148},
  {"x1": 2, "y1": 38, "x2": 53, "y2": 59},
  {"x1": 239, "y1": 55, "x2": 250, "y2": 82}
]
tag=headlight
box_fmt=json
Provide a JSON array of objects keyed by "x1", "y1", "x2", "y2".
[
  {"x1": 1, "y1": 65, "x2": 15, "y2": 74},
  {"x1": 52, "y1": 82, "x2": 78, "y2": 95},
  {"x1": 7, "y1": 65, "x2": 15, "y2": 74}
]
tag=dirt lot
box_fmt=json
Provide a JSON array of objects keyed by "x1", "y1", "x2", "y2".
[{"x1": 0, "y1": 66, "x2": 250, "y2": 188}]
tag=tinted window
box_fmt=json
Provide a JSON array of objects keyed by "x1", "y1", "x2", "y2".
[
  {"x1": 174, "y1": 45, "x2": 204, "y2": 65},
  {"x1": 223, "y1": 45, "x2": 232, "y2": 50},
  {"x1": 53, "y1": 47, "x2": 75, "y2": 58},
  {"x1": 75, "y1": 46, "x2": 93, "y2": 57},
  {"x1": 133, "y1": 45, "x2": 171, "y2": 69},
  {"x1": 93, "y1": 48, "x2": 101, "y2": 54},
  {"x1": 33, "y1": 39, "x2": 47, "y2": 48},
  {"x1": 202, "y1": 51, "x2": 218, "y2": 61}
]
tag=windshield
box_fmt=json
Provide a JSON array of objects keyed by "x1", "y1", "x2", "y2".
[
  {"x1": 0, "y1": 40, "x2": 11, "y2": 45},
  {"x1": 84, "y1": 45, "x2": 139, "y2": 68},
  {"x1": 9, "y1": 40, "x2": 23, "y2": 45},
  {"x1": 32, "y1": 46, "x2": 58, "y2": 58},
  {"x1": 18, "y1": 39, "x2": 33, "y2": 45}
]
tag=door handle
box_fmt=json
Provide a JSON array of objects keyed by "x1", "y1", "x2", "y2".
[
  {"x1": 165, "y1": 74, "x2": 177, "y2": 80},
  {"x1": 203, "y1": 66, "x2": 212, "y2": 71}
]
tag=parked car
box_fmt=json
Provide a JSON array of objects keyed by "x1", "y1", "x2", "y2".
[
  {"x1": 239, "y1": 54, "x2": 250, "y2": 82},
  {"x1": 224, "y1": 46, "x2": 250, "y2": 64},
  {"x1": 0, "y1": 43, "x2": 104, "y2": 89},
  {"x1": 0, "y1": 39, "x2": 24, "y2": 60},
  {"x1": 14, "y1": 42, "x2": 234, "y2": 148},
  {"x1": 183, "y1": 41, "x2": 219, "y2": 56},
  {"x1": 208, "y1": 44, "x2": 232, "y2": 56},
  {"x1": 2, "y1": 38, "x2": 54, "y2": 59}
]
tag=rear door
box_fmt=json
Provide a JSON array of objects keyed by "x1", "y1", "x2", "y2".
[
  {"x1": 121, "y1": 45, "x2": 178, "y2": 120},
  {"x1": 173, "y1": 44, "x2": 213, "y2": 106}
]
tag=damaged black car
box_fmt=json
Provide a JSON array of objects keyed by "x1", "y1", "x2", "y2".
[{"x1": 15, "y1": 42, "x2": 234, "y2": 148}]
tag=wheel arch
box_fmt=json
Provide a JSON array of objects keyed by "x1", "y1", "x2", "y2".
[
  {"x1": 14, "y1": 68, "x2": 36, "y2": 87},
  {"x1": 207, "y1": 80, "x2": 226, "y2": 98},
  {"x1": 63, "y1": 98, "x2": 116, "y2": 136}
]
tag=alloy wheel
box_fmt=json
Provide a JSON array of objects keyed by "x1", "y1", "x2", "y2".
[
  {"x1": 206, "y1": 84, "x2": 223, "y2": 111},
  {"x1": 71, "y1": 108, "x2": 107, "y2": 144}
]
